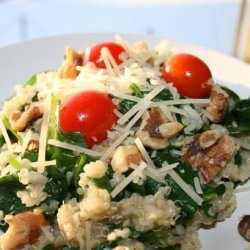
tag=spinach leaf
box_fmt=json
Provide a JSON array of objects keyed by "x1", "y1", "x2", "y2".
[
  {"x1": 156, "y1": 244, "x2": 181, "y2": 250},
  {"x1": 221, "y1": 86, "x2": 240, "y2": 110},
  {"x1": 152, "y1": 88, "x2": 173, "y2": 102},
  {"x1": 22, "y1": 151, "x2": 38, "y2": 162},
  {"x1": 119, "y1": 100, "x2": 136, "y2": 114},
  {"x1": 202, "y1": 184, "x2": 225, "y2": 201},
  {"x1": 154, "y1": 148, "x2": 199, "y2": 219},
  {"x1": 42, "y1": 166, "x2": 68, "y2": 220},
  {"x1": 224, "y1": 98, "x2": 250, "y2": 134},
  {"x1": 91, "y1": 175, "x2": 112, "y2": 192},
  {"x1": 0, "y1": 135, "x2": 5, "y2": 148},
  {"x1": 44, "y1": 166, "x2": 68, "y2": 202},
  {"x1": 93, "y1": 240, "x2": 118, "y2": 250},
  {"x1": 234, "y1": 150, "x2": 242, "y2": 166},
  {"x1": 0, "y1": 175, "x2": 28, "y2": 216},
  {"x1": 137, "y1": 229, "x2": 168, "y2": 242},
  {"x1": 201, "y1": 201, "x2": 217, "y2": 218}
]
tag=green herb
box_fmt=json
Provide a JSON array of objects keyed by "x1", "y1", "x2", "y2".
[
  {"x1": 73, "y1": 153, "x2": 90, "y2": 188},
  {"x1": 24, "y1": 75, "x2": 37, "y2": 87},
  {"x1": 2, "y1": 116, "x2": 22, "y2": 143},
  {"x1": 8, "y1": 154, "x2": 22, "y2": 170},
  {"x1": 130, "y1": 83, "x2": 144, "y2": 98}
]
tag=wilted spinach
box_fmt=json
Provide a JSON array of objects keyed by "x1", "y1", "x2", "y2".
[{"x1": 0, "y1": 175, "x2": 28, "y2": 217}]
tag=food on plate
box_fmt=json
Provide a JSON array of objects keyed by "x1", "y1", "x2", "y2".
[
  {"x1": 238, "y1": 215, "x2": 250, "y2": 241},
  {"x1": 0, "y1": 36, "x2": 250, "y2": 250}
]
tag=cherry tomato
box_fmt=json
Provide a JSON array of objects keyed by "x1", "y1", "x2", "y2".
[
  {"x1": 162, "y1": 53, "x2": 212, "y2": 98},
  {"x1": 60, "y1": 91, "x2": 118, "y2": 148},
  {"x1": 88, "y1": 42, "x2": 125, "y2": 68}
]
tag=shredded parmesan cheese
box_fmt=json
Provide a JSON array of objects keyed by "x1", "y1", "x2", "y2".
[
  {"x1": 118, "y1": 85, "x2": 165, "y2": 125},
  {"x1": 21, "y1": 129, "x2": 33, "y2": 156},
  {"x1": 135, "y1": 137, "x2": 157, "y2": 168},
  {"x1": 111, "y1": 162, "x2": 147, "y2": 198},
  {"x1": 47, "y1": 139, "x2": 102, "y2": 158},
  {"x1": 234, "y1": 184, "x2": 250, "y2": 194},
  {"x1": 194, "y1": 177, "x2": 203, "y2": 194},
  {"x1": 29, "y1": 160, "x2": 57, "y2": 168},
  {"x1": 38, "y1": 94, "x2": 51, "y2": 173},
  {"x1": 101, "y1": 100, "x2": 151, "y2": 161},
  {"x1": 232, "y1": 137, "x2": 250, "y2": 151},
  {"x1": 167, "y1": 169, "x2": 203, "y2": 205},
  {"x1": 151, "y1": 98, "x2": 210, "y2": 107},
  {"x1": 100, "y1": 47, "x2": 116, "y2": 76}
]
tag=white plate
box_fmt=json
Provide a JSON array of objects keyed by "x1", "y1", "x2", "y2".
[{"x1": 0, "y1": 33, "x2": 250, "y2": 250}]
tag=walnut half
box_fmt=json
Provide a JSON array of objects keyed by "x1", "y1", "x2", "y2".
[
  {"x1": 136, "y1": 107, "x2": 183, "y2": 150},
  {"x1": 58, "y1": 46, "x2": 83, "y2": 79},
  {"x1": 10, "y1": 103, "x2": 43, "y2": 132},
  {"x1": 0, "y1": 211, "x2": 49, "y2": 250},
  {"x1": 238, "y1": 215, "x2": 250, "y2": 241},
  {"x1": 206, "y1": 88, "x2": 229, "y2": 123},
  {"x1": 182, "y1": 130, "x2": 235, "y2": 182}
]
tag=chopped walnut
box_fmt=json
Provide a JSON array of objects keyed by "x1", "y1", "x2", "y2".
[
  {"x1": 10, "y1": 103, "x2": 43, "y2": 131},
  {"x1": 0, "y1": 211, "x2": 49, "y2": 250},
  {"x1": 238, "y1": 215, "x2": 250, "y2": 241},
  {"x1": 136, "y1": 107, "x2": 183, "y2": 150},
  {"x1": 27, "y1": 139, "x2": 39, "y2": 152},
  {"x1": 182, "y1": 130, "x2": 235, "y2": 182},
  {"x1": 111, "y1": 145, "x2": 143, "y2": 173},
  {"x1": 206, "y1": 88, "x2": 229, "y2": 123},
  {"x1": 58, "y1": 46, "x2": 83, "y2": 79}
]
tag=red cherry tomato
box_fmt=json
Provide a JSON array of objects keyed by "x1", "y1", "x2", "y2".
[
  {"x1": 162, "y1": 53, "x2": 212, "y2": 98},
  {"x1": 60, "y1": 91, "x2": 118, "y2": 148},
  {"x1": 88, "y1": 42, "x2": 125, "y2": 68}
]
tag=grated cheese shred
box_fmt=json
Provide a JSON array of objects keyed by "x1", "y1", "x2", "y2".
[
  {"x1": 168, "y1": 169, "x2": 203, "y2": 205},
  {"x1": 111, "y1": 162, "x2": 147, "y2": 198},
  {"x1": 117, "y1": 85, "x2": 165, "y2": 125},
  {"x1": 37, "y1": 94, "x2": 52, "y2": 173},
  {"x1": 47, "y1": 139, "x2": 102, "y2": 158}
]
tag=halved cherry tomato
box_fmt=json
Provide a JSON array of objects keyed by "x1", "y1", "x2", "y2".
[
  {"x1": 60, "y1": 91, "x2": 118, "y2": 148},
  {"x1": 162, "y1": 53, "x2": 212, "y2": 98},
  {"x1": 88, "y1": 42, "x2": 125, "y2": 68}
]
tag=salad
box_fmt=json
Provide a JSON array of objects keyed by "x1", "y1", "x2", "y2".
[{"x1": 0, "y1": 36, "x2": 250, "y2": 250}]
